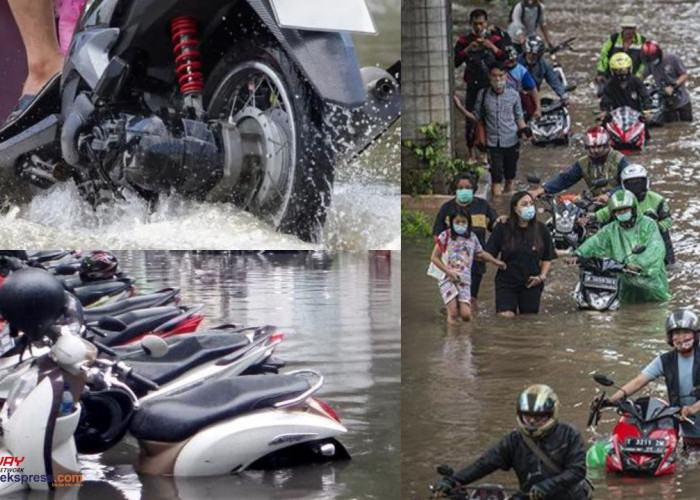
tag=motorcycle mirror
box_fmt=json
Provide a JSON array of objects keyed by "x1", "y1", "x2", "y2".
[
  {"x1": 141, "y1": 335, "x2": 169, "y2": 358},
  {"x1": 436, "y1": 464, "x2": 454, "y2": 477},
  {"x1": 593, "y1": 374, "x2": 615, "y2": 386},
  {"x1": 632, "y1": 245, "x2": 647, "y2": 255},
  {"x1": 526, "y1": 175, "x2": 541, "y2": 185}
]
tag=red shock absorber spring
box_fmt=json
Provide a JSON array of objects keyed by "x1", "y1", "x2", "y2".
[{"x1": 170, "y1": 16, "x2": 204, "y2": 94}]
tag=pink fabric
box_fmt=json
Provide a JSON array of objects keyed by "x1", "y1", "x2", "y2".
[{"x1": 56, "y1": 0, "x2": 87, "y2": 54}]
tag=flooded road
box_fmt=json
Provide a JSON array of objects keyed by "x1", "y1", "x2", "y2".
[
  {"x1": 0, "y1": 0, "x2": 400, "y2": 250},
  {"x1": 20, "y1": 251, "x2": 399, "y2": 500},
  {"x1": 403, "y1": 1, "x2": 700, "y2": 498}
]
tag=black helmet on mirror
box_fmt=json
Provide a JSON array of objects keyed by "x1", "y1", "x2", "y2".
[
  {"x1": 79, "y1": 251, "x2": 118, "y2": 282},
  {"x1": 0, "y1": 268, "x2": 66, "y2": 342},
  {"x1": 665, "y1": 308, "x2": 699, "y2": 347}
]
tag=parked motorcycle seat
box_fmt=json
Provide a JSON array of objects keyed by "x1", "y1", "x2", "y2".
[
  {"x1": 66, "y1": 280, "x2": 132, "y2": 306},
  {"x1": 119, "y1": 333, "x2": 251, "y2": 387},
  {"x1": 100, "y1": 306, "x2": 183, "y2": 345},
  {"x1": 130, "y1": 375, "x2": 310, "y2": 442},
  {"x1": 84, "y1": 288, "x2": 179, "y2": 323}
]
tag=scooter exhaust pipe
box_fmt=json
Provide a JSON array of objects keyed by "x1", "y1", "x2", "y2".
[{"x1": 61, "y1": 93, "x2": 95, "y2": 167}]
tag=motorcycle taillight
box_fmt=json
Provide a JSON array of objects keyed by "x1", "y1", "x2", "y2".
[
  {"x1": 270, "y1": 332, "x2": 285, "y2": 344},
  {"x1": 313, "y1": 397, "x2": 342, "y2": 423}
]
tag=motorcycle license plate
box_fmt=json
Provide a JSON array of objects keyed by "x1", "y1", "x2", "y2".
[
  {"x1": 623, "y1": 438, "x2": 666, "y2": 454},
  {"x1": 270, "y1": 0, "x2": 377, "y2": 34},
  {"x1": 582, "y1": 272, "x2": 618, "y2": 291}
]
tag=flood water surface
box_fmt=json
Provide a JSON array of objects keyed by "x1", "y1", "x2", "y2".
[{"x1": 403, "y1": 1, "x2": 700, "y2": 498}]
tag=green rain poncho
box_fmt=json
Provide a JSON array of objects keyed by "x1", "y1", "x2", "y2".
[{"x1": 575, "y1": 215, "x2": 670, "y2": 303}]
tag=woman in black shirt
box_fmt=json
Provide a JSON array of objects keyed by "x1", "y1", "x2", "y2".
[{"x1": 486, "y1": 191, "x2": 556, "y2": 316}]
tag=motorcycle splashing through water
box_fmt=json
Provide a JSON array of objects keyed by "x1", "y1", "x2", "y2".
[
  {"x1": 0, "y1": 0, "x2": 401, "y2": 242},
  {"x1": 587, "y1": 374, "x2": 687, "y2": 476},
  {"x1": 604, "y1": 106, "x2": 647, "y2": 154}
]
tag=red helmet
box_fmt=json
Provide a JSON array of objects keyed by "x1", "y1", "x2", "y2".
[
  {"x1": 79, "y1": 251, "x2": 118, "y2": 281},
  {"x1": 640, "y1": 40, "x2": 662, "y2": 64},
  {"x1": 583, "y1": 126, "x2": 611, "y2": 160}
]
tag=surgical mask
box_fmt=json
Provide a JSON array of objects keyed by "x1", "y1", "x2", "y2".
[
  {"x1": 456, "y1": 188, "x2": 474, "y2": 204},
  {"x1": 674, "y1": 338, "x2": 695, "y2": 353},
  {"x1": 519, "y1": 206, "x2": 536, "y2": 221},
  {"x1": 491, "y1": 78, "x2": 506, "y2": 92},
  {"x1": 453, "y1": 224, "x2": 468, "y2": 236},
  {"x1": 615, "y1": 212, "x2": 633, "y2": 223}
]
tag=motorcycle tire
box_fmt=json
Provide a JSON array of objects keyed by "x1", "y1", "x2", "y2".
[{"x1": 205, "y1": 41, "x2": 335, "y2": 243}]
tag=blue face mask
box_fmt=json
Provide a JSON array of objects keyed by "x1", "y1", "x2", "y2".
[
  {"x1": 519, "y1": 205, "x2": 536, "y2": 221},
  {"x1": 456, "y1": 188, "x2": 474, "y2": 204},
  {"x1": 616, "y1": 212, "x2": 633, "y2": 223},
  {"x1": 453, "y1": 223, "x2": 469, "y2": 235}
]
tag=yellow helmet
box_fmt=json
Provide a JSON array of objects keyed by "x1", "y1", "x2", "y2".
[{"x1": 609, "y1": 52, "x2": 633, "y2": 72}]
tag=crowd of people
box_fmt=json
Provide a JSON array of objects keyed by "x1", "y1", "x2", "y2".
[{"x1": 429, "y1": 3, "x2": 698, "y2": 497}]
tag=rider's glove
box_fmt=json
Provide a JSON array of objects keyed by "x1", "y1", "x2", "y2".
[
  {"x1": 529, "y1": 483, "x2": 548, "y2": 500},
  {"x1": 434, "y1": 477, "x2": 458, "y2": 493}
]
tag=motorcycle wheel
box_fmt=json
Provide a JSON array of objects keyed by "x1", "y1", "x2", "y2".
[{"x1": 205, "y1": 42, "x2": 334, "y2": 242}]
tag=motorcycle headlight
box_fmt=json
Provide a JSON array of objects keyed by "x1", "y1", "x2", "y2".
[{"x1": 555, "y1": 216, "x2": 575, "y2": 233}]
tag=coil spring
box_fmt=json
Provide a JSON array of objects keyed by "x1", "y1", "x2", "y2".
[{"x1": 170, "y1": 16, "x2": 203, "y2": 94}]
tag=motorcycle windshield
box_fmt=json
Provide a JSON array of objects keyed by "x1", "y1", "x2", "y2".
[
  {"x1": 270, "y1": 0, "x2": 377, "y2": 34},
  {"x1": 611, "y1": 107, "x2": 641, "y2": 130}
]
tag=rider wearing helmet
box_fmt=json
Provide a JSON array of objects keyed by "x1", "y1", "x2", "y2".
[
  {"x1": 433, "y1": 384, "x2": 591, "y2": 499},
  {"x1": 79, "y1": 251, "x2": 119, "y2": 282},
  {"x1": 501, "y1": 44, "x2": 542, "y2": 120},
  {"x1": 596, "y1": 16, "x2": 647, "y2": 81},
  {"x1": 641, "y1": 40, "x2": 692, "y2": 122},
  {"x1": 604, "y1": 309, "x2": 700, "y2": 449},
  {"x1": 531, "y1": 126, "x2": 628, "y2": 200},
  {"x1": 599, "y1": 52, "x2": 651, "y2": 113},
  {"x1": 572, "y1": 189, "x2": 670, "y2": 302},
  {"x1": 0, "y1": 267, "x2": 68, "y2": 342},
  {"x1": 518, "y1": 35, "x2": 569, "y2": 103},
  {"x1": 595, "y1": 164, "x2": 675, "y2": 265}
]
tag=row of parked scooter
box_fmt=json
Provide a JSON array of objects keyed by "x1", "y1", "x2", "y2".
[{"x1": 0, "y1": 250, "x2": 349, "y2": 494}]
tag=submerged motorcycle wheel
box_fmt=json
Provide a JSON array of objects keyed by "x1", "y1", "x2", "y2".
[{"x1": 206, "y1": 42, "x2": 334, "y2": 242}]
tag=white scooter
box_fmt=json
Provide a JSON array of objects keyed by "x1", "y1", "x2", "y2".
[{"x1": 0, "y1": 331, "x2": 348, "y2": 493}]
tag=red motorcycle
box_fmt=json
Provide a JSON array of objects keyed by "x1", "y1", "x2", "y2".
[
  {"x1": 604, "y1": 107, "x2": 647, "y2": 154},
  {"x1": 588, "y1": 374, "x2": 686, "y2": 476}
]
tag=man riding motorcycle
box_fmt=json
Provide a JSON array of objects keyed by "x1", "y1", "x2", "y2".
[
  {"x1": 594, "y1": 164, "x2": 675, "y2": 265},
  {"x1": 570, "y1": 189, "x2": 670, "y2": 303},
  {"x1": 433, "y1": 385, "x2": 591, "y2": 500},
  {"x1": 530, "y1": 126, "x2": 627, "y2": 201},
  {"x1": 601, "y1": 309, "x2": 700, "y2": 449},
  {"x1": 518, "y1": 35, "x2": 569, "y2": 104},
  {"x1": 599, "y1": 52, "x2": 651, "y2": 114}
]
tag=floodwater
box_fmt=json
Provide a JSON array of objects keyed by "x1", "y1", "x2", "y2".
[
  {"x1": 6, "y1": 251, "x2": 400, "y2": 500},
  {"x1": 0, "y1": 0, "x2": 400, "y2": 250},
  {"x1": 403, "y1": 1, "x2": 700, "y2": 499}
]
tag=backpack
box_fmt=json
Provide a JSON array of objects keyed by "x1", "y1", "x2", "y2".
[{"x1": 509, "y1": 1, "x2": 543, "y2": 26}]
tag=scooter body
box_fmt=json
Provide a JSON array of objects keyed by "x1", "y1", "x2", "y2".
[
  {"x1": 606, "y1": 396, "x2": 679, "y2": 476},
  {"x1": 605, "y1": 106, "x2": 647, "y2": 153},
  {"x1": 573, "y1": 257, "x2": 624, "y2": 311},
  {"x1": 530, "y1": 98, "x2": 570, "y2": 145}
]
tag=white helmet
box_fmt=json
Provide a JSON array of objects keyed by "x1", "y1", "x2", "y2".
[{"x1": 620, "y1": 164, "x2": 650, "y2": 191}]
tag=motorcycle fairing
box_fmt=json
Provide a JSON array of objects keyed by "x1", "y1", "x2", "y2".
[{"x1": 73, "y1": 0, "x2": 367, "y2": 107}]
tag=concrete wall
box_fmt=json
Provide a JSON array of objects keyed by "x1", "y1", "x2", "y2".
[{"x1": 401, "y1": 0, "x2": 454, "y2": 191}]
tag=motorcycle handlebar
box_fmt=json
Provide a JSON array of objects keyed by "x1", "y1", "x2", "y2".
[{"x1": 128, "y1": 370, "x2": 159, "y2": 391}]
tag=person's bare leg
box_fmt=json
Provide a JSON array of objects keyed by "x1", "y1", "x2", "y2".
[
  {"x1": 492, "y1": 182, "x2": 503, "y2": 197},
  {"x1": 458, "y1": 302, "x2": 472, "y2": 322},
  {"x1": 8, "y1": 0, "x2": 63, "y2": 96},
  {"x1": 446, "y1": 300, "x2": 460, "y2": 325}
]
